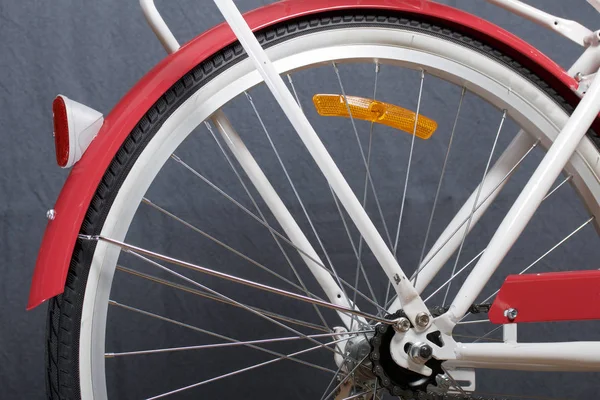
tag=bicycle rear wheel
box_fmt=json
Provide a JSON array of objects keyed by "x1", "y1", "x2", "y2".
[{"x1": 47, "y1": 9, "x2": 600, "y2": 400}]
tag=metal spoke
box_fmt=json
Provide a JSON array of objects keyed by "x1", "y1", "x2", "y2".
[
  {"x1": 146, "y1": 337, "x2": 349, "y2": 399},
  {"x1": 120, "y1": 247, "x2": 379, "y2": 361},
  {"x1": 356, "y1": 121, "x2": 376, "y2": 309},
  {"x1": 393, "y1": 69, "x2": 426, "y2": 256},
  {"x1": 404, "y1": 178, "x2": 589, "y2": 330},
  {"x1": 108, "y1": 300, "x2": 332, "y2": 373},
  {"x1": 372, "y1": 379, "x2": 378, "y2": 400},
  {"x1": 408, "y1": 139, "x2": 540, "y2": 283},
  {"x1": 83, "y1": 234, "x2": 390, "y2": 325},
  {"x1": 115, "y1": 265, "x2": 329, "y2": 333},
  {"x1": 419, "y1": 172, "x2": 573, "y2": 307},
  {"x1": 358, "y1": 157, "x2": 381, "y2": 313},
  {"x1": 330, "y1": 188, "x2": 384, "y2": 318},
  {"x1": 543, "y1": 174, "x2": 573, "y2": 201},
  {"x1": 322, "y1": 58, "x2": 397, "y2": 337},
  {"x1": 349, "y1": 62, "x2": 381, "y2": 314},
  {"x1": 286, "y1": 74, "x2": 303, "y2": 111},
  {"x1": 323, "y1": 354, "x2": 370, "y2": 400},
  {"x1": 442, "y1": 365, "x2": 467, "y2": 396},
  {"x1": 473, "y1": 325, "x2": 502, "y2": 343},
  {"x1": 117, "y1": 254, "x2": 371, "y2": 377},
  {"x1": 341, "y1": 389, "x2": 382, "y2": 400},
  {"x1": 441, "y1": 110, "x2": 507, "y2": 306},
  {"x1": 384, "y1": 294, "x2": 395, "y2": 310},
  {"x1": 169, "y1": 153, "x2": 384, "y2": 313},
  {"x1": 417, "y1": 87, "x2": 466, "y2": 279},
  {"x1": 385, "y1": 139, "x2": 539, "y2": 309},
  {"x1": 142, "y1": 197, "x2": 324, "y2": 301},
  {"x1": 106, "y1": 330, "x2": 372, "y2": 358},
  {"x1": 204, "y1": 121, "x2": 330, "y2": 330},
  {"x1": 478, "y1": 215, "x2": 595, "y2": 305},
  {"x1": 386, "y1": 69, "x2": 426, "y2": 307},
  {"x1": 383, "y1": 274, "x2": 393, "y2": 317},
  {"x1": 333, "y1": 61, "x2": 394, "y2": 250},
  {"x1": 283, "y1": 69, "x2": 381, "y2": 317},
  {"x1": 453, "y1": 333, "x2": 502, "y2": 342},
  {"x1": 320, "y1": 358, "x2": 347, "y2": 400},
  {"x1": 516, "y1": 215, "x2": 595, "y2": 276},
  {"x1": 423, "y1": 249, "x2": 485, "y2": 303},
  {"x1": 243, "y1": 91, "x2": 370, "y2": 328},
  {"x1": 456, "y1": 319, "x2": 490, "y2": 325}
]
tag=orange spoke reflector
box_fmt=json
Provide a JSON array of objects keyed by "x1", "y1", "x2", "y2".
[{"x1": 312, "y1": 94, "x2": 438, "y2": 139}]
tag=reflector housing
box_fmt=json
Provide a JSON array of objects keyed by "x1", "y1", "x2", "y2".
[
  {"x1": 51, "y1": 95, "x2": 104, "y2": 168},
  {"x1": 312, "y1": 94, "x2": 438, "y2": 139}
]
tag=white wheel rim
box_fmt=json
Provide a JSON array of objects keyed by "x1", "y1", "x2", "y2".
[{"x1": 77, "y1": 27, "x2": 600, "y2": 399}]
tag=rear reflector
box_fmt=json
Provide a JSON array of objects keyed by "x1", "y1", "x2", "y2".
[
  {"x1": 312, "y1": 94, "x2": 438, "y2": 139},
  {"x1": 53, "y1": 96, "x2": 70, "y2": 167},
  {"x1": 52, "y1": 95, "x2": 103, "y2": 168}
]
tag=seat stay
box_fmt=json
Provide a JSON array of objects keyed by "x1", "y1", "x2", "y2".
[{"x1": 212, "y1": 0, "x2": 432, "y2": 326}]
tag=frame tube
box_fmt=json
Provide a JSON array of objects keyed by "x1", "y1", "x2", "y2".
[
  {"x1": 139, "y1": 0, "x2": 180, "y2": 54},
  {"x1": 211, "y1": 110, "x2": 364, "y2": 329},
  {"x1": 413, "y1": 132, "x2": 534, "y2": 293},
  {"x1": 456, "y1": 342, "x2": 600, "y2": 370},
  {"x1": 213, "y1": 0, "x2": 431, "y2": 325},
  {"x1": 486, "y1": 0, "x2": 592, "y2": 46},
  {"x1": 447, "y1": 359, "x2": 600, "y2": 372},
  {"x1": 444, "y1": 66, "x2": 600, "y2": 327},
  {"x1": 569, "y1": 44, "x2": 600, "y2": 78}
]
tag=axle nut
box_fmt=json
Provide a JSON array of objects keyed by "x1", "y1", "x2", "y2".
[
  {"x1": 409, "y1": 342, "x2": 433, "y2": 363},
  {"x1": 419, "y1": 345, "x2": 433, "y2": 359}
]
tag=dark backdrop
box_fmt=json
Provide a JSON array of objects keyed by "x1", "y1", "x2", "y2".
[{"x1": 2, "y1": 0, "x2": 600, "y2": 399}]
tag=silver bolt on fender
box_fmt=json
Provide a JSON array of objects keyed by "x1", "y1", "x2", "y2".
[
  {"x1": 46, "y1": 209, "x2": 56, "y2": 220},
  {"x1": 505, "y1": 308, "x2": 518, "y2": 321}
]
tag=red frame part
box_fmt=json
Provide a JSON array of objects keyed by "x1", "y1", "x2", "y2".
[
  {"x1": 489, "y1": 270, "x2": 600, "y2": 324},
  {"x1": 28, "y1": 0, "x2": 580, "y2": 310}
]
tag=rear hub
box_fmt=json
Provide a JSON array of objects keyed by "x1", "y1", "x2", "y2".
[{"x1": 369, "y1": 313, "x2": 444, "y2": 397}]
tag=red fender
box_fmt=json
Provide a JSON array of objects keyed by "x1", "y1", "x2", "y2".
[
  {"x1": 28, "y1": 0, "x2": 579, "y2": 310},
  {"x1": 489, "y1": 270, "x2": 600, "y2": 323}
]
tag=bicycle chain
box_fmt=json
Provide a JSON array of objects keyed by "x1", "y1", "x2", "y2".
[{"x1": 368, "y1": 304, "x2": 507, "y2": 400}]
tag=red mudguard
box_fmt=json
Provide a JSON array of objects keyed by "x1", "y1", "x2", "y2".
[
  {"x1": 28, "y1": 0, "x2": 579, "y2": 310},
  {"x1": 489, "y1": 270, "x2": 600, "y2": 324}
]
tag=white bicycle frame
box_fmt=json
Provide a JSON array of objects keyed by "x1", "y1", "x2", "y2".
[{"x1": 141, "y1": 0, "x2": 600, "y2": 373}]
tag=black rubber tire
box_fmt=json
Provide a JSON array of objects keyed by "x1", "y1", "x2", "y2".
[{"x1": 45, "y1": 9, "x2": 599, "y2": 399}]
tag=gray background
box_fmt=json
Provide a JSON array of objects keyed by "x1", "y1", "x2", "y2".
[{"x1": 2, "y1": 0, "x2": 600, "y2": 399}]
